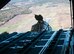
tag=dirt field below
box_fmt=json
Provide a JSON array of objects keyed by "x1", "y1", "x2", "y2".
[{"x1": 0, "y1": 3, "x2": 71, "y2": 33}]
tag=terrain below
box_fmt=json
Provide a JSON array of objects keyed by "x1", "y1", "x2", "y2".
[{"x1": 0, "y1": 2, "x2": 71, "y2": 33}]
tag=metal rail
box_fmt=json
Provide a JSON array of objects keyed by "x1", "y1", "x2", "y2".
[
  {"x1": 39, "y1": 30, "x2": 60, "y2": 54},
  {"x1": 70, "y1": 29, "x2": 74, "y2": 54}
]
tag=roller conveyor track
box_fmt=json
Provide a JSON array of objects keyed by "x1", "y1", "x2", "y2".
[
  {"x1": 0, "y1": 29, "x2": 72, "y2": 54},
  {"x1": 44, "y1": 30, "x2": 70, "y2": 54},
  {"x1": 0, "y1": 31, "x2": 44, "y2": 54}
]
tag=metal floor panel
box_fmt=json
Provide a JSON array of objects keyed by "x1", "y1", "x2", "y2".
[{"x1": 0, "y1": 29, "x2": 73, "y2": 54}]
